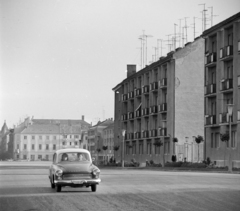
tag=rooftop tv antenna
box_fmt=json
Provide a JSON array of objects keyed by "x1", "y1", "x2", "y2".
[
  {"x1": 143, "y1": 34, "x2": 153, "y2": 66},
  {"x1": 157, "y1": 39, "x2": 164, "y2": 57},
  {"x1": 138, "y1": 37, "x2": 144, "y2": 69},
  {"x1": 199, "y1": 4, "x2": 208, "y2": 31},
  {"x1": 208, "y1": 6, "x2": 218, "y2": 27},
  {"x1": 184, "y1": 17, "x2": 189, "y2": 43},
  {"x1": 174, "y1": 23, "x2": 178, "y2": 50}
]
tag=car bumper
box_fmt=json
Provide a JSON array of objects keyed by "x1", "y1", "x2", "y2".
[{"x1": 54, "y1": 178, "x2": 101, "y2": 186}]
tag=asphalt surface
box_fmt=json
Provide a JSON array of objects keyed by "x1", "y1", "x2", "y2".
[{"x1": 0, "y1": 162, "x2": 240, "y2": 211}]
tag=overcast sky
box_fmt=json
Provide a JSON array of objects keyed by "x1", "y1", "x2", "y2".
[{"x1": 0, "y1": 0, "x2": 240, "y2": 127}]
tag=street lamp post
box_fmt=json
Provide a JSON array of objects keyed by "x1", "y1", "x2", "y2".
[
  {"x1": 228, "y1": 104, "x2": 233, "y2": 173},
  {"x1": 185, "y1": 137, "x2": 189, "y2": 162},
  {"x1": 122, "y1": 129, "x2": 126, "y2": 168}
]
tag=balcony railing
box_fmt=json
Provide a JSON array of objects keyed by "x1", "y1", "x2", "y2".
[
  {"x1": 150, "y1": 81, "x2": 158, "y2": 91},
  {"x1": 135, "y1": 110, "x2": 142, "y2": 118},
  {"x1": 238, "y1": 111, "x2": 240, "y2": 121},
  {"x1": 238, "y1": 41, "x2": 240, "y2": 52},
  {"x1": 122, "y1": 94, "x2": 128, "y2": 102},
  {"x1": 142, "y1": 107, "x2": 149, "y2": 116},
  {"x1": 142, "y1": 85, "x2": 150, "y2": 94},
  {"x1": 159, "y1": 78, "x2": 167, "y2": 88},
  {"x1": 142, "y1": 130, "x2": 149, "y2": 138},
  {"x1": 205, "y1": 83, "x2": 216, "y2": 95},
  {"x1": 128, "y1": 112, "x2": 134, "y2": 120},
  {"x1": 121, "y1": 114, "x2": 128, "y2": 121},
  {"x1": 220, "y1": 78, "x2": 233, "y2": 91},
  {"x1": 205, "y1": 115, "x2": 216, "y2": 125},
  {"x1": 206, "y1": 52, "x2": 216, "y2": 65},
  {"x1": 219, "y1": 112, "x2": 229, "y2": 124},
  {"x1": 134, "y1": 132, "x2": 141, "y2": 139},
  {"x1": 128, "y1": 91, "x2": 134, "y2": 100},
  {"x1": 127, "y1": 133, "x2": 134, "y2": 140},
  {"x1": 135, "y1": 88, "x2": 142, "y2": 98},
  {"x1": 158, "y1": 103, "x2": 167, "y2": 112},
  {"x1": 150, "y1": 129, "x2": 158, "y2": 137},
  {"x1": 150, "y1": 105, "x2": 158, "y2": 114},
  {"x1": 220, "y1": 45, "x2": 233, "y2": 59},
  {"x1": 238, "y1": 76, "x2": 240, "y2": 87},
  {"x1": 158, "y1": 128, "x2": 167, "y2": 136}
]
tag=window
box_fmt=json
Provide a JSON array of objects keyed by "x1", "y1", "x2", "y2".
[
  {"x1": 74, "y1": 135, "x2": 79, "y2": 139},
  {"x1": 46, "y1": 155, "x2": 49, "y2": 161},
  {"x1": 24, "y1": 144, "x2": 27, "y2": 150},
  {"x1": 17, "y1": 144, "x2": 19, "y2": 149},
  {"x1": 63, "y1": 135, "x2": 67, "y2": 138},
  {"x1": 46, "y1": 144, "x2": 49, "y2": 150},
  {"x1": 147, "y1": 140, "x2": 152, "y2": 154},
  {"x1": 39, "y1": 136, "x2": 42, "y2": 140},
  {"x1": 62, "y1": 141, "x2": 65, "y2": 146},
  {"x1": 53, "y1": 144, "x2": 56, "y2": 150},
  {"x1": 215, "y1": 133, "x2": 220, "y2": 148},
  {"x1": 211, "y1": 133, "x2": 214, "y2": 148},
  {"x1": 46, "y1": 136, "x2": 49, "y2": 140},
  {"x1": 126, "y1": 142, "x2": 130, "y2": 155},
  {"x1": 53, "y1": 136, "x2": 56, "y2": 140},
  {"x1": 32, "y1": 144, "x2": 34, "y2": 150},
  {"x1": 75, "y1": 141, "x2": 78, "y2": 145},
  {"x1": 24, "y1": 136, "x2": 27, "y2": 140},
  {"x1": 139, "y1": 141, "x2": 143, "y2": 154},
  {"x1": 70, "y1": 135, "x2": 72, "y2": 138},
  {"x1": 38, "y1": 155, "x2": 42, "y2": 160},
  {"x1": 39, "y1": 144, "x2": 42, "y2": 150},
  {"x1": 32, "y1": 136, "x2": 35, "y2": 140},
  {"x1": 23, "y1": 155, "x2": 27, "y2": 159}
]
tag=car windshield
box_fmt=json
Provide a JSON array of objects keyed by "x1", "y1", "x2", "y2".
[{"x1": 58, "y1": 152, "x2": 90, "y2": 163}]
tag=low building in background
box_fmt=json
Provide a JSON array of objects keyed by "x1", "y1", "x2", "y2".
[
  {"x1": 87, "y1": 118, "x2": 114, "y2": 164},
  {"x1": 103, "y1": 122, "x2": 114, "y2": 163},
  {"x1": 12, "y1": 116, "x2": 90, "y2": 161}
]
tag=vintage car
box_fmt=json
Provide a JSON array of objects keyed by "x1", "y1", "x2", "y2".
[{"x1": 49, "y1": 148, "x2": 101, "y2": 192}]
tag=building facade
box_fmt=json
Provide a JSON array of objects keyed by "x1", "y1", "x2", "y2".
[
  {"x1": 202, "y1": 12, "x2": 240, "y2": 167},
  {"x1": 103, "y1": 122, "x2": 114, "y2": 163},
  {"x1": 13, "y1": 117, "x2": 90, "y2": 161},
  {"x1": 87, "y1": 119, "x2": 114, "y2": 164},
  {"x1": 113, "y1": 38, "x2": 204, "y2": 166}
]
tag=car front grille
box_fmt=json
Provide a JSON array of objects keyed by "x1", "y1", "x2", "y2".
[{"x1": 63, "y1": 173, "x2": 92, "y2": 180}]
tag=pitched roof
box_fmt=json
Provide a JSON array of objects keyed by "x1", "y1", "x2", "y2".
[{"x1": 21, "y1": 124, "x2": 60, "y2": 134}]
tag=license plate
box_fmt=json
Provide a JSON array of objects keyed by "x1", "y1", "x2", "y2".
[{"x1": 72, "y1": 180, "x2": 84, "y2": 184}]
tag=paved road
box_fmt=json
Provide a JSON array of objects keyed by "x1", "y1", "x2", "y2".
[{"x1": 0, "y1": 162, "x2": 240, "y2": 211}]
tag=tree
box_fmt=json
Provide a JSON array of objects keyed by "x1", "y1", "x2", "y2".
[
  {"x1": 113, "y1": 145, "x2": 120, "y2": 162},
  {"x1": 102, "y1": 146, "x2": 108, "y2": 164},
  {"x1": 195, "y1": 135, "x2": 204, "y2": 162},
  {"x1": 220, "y1": 133, "x2": 229, "y2": 167}
]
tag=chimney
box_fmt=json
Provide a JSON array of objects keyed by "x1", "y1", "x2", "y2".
[
  {"x1": 127, "y1": 65, "x2": 136, "y2": 78},
  {"x1": 82, "y1": 115, "x2": 84, "y2": 121}
]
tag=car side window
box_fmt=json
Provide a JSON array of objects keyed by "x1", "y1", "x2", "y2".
[{"x1": 53, "y1": 153, "x2": 56, "y2": 164}]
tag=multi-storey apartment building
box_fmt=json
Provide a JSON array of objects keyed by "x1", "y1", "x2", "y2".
[
  {"x1": 87, "y1": 119, "x2": 114, "y2": 164},
  {"x1": 103, "y1": 122, "x2": 114, "y2": 163},
  {"x1": 13, "y1": 116, "x2": 90, "y2": 161},
  {"x1": 113, "y1": 37, "x2": 204, "y2": 165},
  {"x1": 202, "y1": 12, "x2": 240, "y2": 168}
]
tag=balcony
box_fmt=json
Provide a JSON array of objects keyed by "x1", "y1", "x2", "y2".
[
  {"x1": 142, "y1": 85, "x2": 149, "y2": 95},
  {"x1": 122, "y1": 94, "x2": 128, "y2": 102},
  {"x1": 135, "y1": 88, "x2": 142, "y2": 98},
  {"x1": 142, "y1": 107, "x2": 149, "y2": 117},
  {"x1": 150, "y1": 129, "x2": 158, "y2": 137},
  {"x1": 159, "y1": 78, "x2": 167, "y2": 89},
  {"x1": 219, "y1": 112, "x2": 233, "y2": 124},
  {"x1": 121, "y1": 114, "x2": 128, "y2": 122},
  {"x1": 127, "y1": 133, "x2": 134, "y2": 140},
  {"x1": 135, "y1": 110, "x2": 142, "y2": 119},
  {"x1": 238, "y1": 111, "x2": 240, "y2": 121},
  {"x1": 158, "y1": 103, "x2": 167, "y2": 113},
  {"x1": 220, "y1": 78, "x2": 233, "y2": 92},
  {"x1": 220, "y1": 45, "x2": 233, "y2": 61},
  {"x1": 158, "y1": 128, "x2": 167, "y2": 136},
  {"x1": 128, "y1": 91, "x2": 134, "y2": 100},
  {"x1": 205, "y1": 52, "x2": 216, "y2": 67},
  {"x1": 238, "y1": 41, "x2": 240, "y2": 52},
  {"x1": 142, "y1": 130, "x2": 149, "y2": 138},
  {"x1": 238, "y1": 76, "x2": 240, "y2": 87},
  {"x1": 128, "y1": 112, "x2": 134, "y2": 120},
  {"x1": 205, "y1": 115, "x2": 216, "y2": 126},
  {"x1": 134, "y1": 132, "x2": 141, "y2": 139},
  {"x1": 150, "y1": 105, "x2": 158, "y2": 115},
  {"x1": 150, "y1": 82, "x2": 158, "y2": 92},
  {"x1": 205, "y1": 83, "x2": 216, "y2": 95}
]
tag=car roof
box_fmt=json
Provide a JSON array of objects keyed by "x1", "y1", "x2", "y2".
[{"x1": 55, "y1": 148, "x2": 90, "y2": 154}]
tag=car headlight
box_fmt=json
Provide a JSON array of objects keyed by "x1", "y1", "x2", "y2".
[
  {"x1": 92, "y1": 169, "x2": 100, "y2": 178},
  {"x1": 55, "y1": 169, "x2": 63, "y2": 177}
]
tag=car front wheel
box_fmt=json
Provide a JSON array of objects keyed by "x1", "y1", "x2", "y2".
[
  {"x1": 56, "y1": 185, "x2": 62, "y2": 192},
  {"x1": 91, "y1": 184, "x2": 97, "y2": 192}
]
